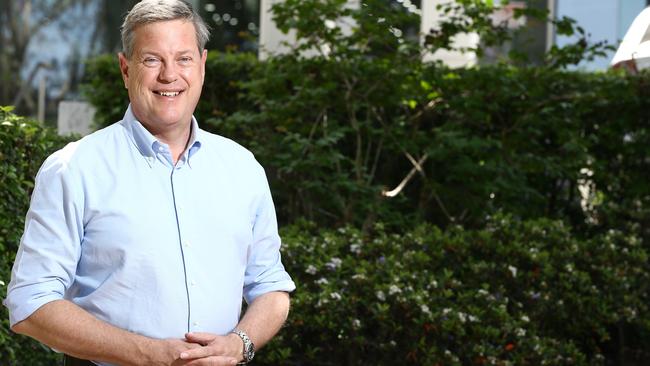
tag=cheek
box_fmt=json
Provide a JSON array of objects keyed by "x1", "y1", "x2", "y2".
[{"x1": 129, "y1": 69, "x2": 154, "y2": 91}]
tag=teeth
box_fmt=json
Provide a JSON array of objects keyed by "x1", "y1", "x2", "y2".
[{"x1": 158, "y1": 91, "x2": 180, "y2": 97}]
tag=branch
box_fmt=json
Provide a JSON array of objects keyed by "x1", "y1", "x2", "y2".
[{"x1": 382, "y1": 153, "x2": 428, "y2": 198}]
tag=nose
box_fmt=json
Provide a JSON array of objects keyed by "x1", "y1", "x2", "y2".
[{"x1": 158, "y1": 60, "x2": 178, "y2": 83}]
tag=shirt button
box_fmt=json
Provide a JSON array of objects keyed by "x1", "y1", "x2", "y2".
[
  {"x1": 193, "y1": 321, "x2": 199, "y2": 327},
  {"x1": 184, "y1": 241, "x2": 190, "y2": 248},
  {"x1": 190, "y1": 280, "x2": 196, "y2": 286},
  {"x1": 158, "y1": 146, "x2": 164, "y2": 152}
]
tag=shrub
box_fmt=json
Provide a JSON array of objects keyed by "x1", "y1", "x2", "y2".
[
  {"x1": 256, "y1": 215, "x2": 650, "y2": 365},
  {"x1": 0, "y1": 106, "x2": 71, "y2": 364}
]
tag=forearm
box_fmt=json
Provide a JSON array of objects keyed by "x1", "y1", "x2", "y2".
[
  {"x1": 237, "y1": 291, "x2": 291, "y2": 349},
  {"x1": 12, "y1": 299, "x2": 161, "y2": 366}
]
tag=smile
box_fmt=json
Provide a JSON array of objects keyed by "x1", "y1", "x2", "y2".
[{"x1": 155, "y1": 91, "x2": 182, "y2": 97}]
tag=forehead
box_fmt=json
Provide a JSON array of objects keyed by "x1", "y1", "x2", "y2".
[{"x1": 132, "y1": 19, "x2": 198, "y2": 53}]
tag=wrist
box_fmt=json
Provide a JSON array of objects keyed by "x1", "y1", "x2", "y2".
[
  {"x1": 226, "y1": 333, "x2": 245, "y2": 362},
  {"x1": 134, "y1": 337, "x2": 163, "y2": 366},
  {"x1": 230, "y1": 329, "x2": 255, "y2": 364}
]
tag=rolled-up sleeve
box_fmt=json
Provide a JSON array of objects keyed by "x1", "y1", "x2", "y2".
[
  {"x1": 3, "y1": 151, "x2": 83, "y2": 327},
  {"x1": 243, "y1": 171, "x2": 295, "y2": 304}
]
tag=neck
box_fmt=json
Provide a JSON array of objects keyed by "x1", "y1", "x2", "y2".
[{"x1": 143, "y1": 120, "x2": 192, "y2": 164}]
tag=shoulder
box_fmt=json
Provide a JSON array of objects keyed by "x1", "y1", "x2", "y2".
[
  {"x1": 42, "y1": 122, "x2": 126, "y2": 174},
  {"x1": 197, "y1": 129, "x2": 263, "y2": 171}
]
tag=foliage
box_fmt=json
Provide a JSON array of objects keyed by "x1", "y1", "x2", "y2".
[
  {"x1": 254, "y1": 215, "x2": 650, "y2": 365},
  {"x1": 0, "y1": 106, "x2": 70, "y2": 364},
  {"x1": 200, "y1": 62, "x2": 649, "y2": 236}
]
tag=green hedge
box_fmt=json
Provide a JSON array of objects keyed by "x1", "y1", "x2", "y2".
[
  {"x1": 0, "y1": 107, "x2": 70, "y2": 364},
  {"x1": 257, "y1": 216, "x2": 650, "y2": 365}
]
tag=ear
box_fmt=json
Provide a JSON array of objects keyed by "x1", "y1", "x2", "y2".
[
  {"x1": 200, "y1": 49, "x2": 208, "y2": 84},
  {"x1": 118, "y1": 52, "x2": 130, "y2": 89}
]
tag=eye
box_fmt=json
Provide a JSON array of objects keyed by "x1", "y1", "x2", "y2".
[
  {"x1": 178, "y1": 56, "x2": 193, "y2": 65},
  {"x1": 142, "y1": 57, "x2": 161, "y2": 67}
]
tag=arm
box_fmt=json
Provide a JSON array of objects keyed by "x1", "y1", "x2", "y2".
[
  {"x1": 12, "y1": 299, "x2": 216, "y2": 366},
  {"x1": 181, "y1": 291, "x2": 291, "y2": 364}
]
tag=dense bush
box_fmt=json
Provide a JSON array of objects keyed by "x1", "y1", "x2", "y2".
[
  {"x1": 0, "y1": 106, "x2": 70, "y2": 364},
  {"x1": 254, "y1": 216, "x2": 650, "y2": 365}
]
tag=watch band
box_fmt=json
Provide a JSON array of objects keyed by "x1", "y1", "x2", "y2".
[{"x1": 231, "y1": 328, "x2": 255, "y2": 364}]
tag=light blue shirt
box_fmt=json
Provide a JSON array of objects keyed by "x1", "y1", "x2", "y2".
[{"x1": 4, "y1": 106, "x2": 295, "y2": 363}]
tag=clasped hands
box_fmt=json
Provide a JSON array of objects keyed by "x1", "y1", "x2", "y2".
[{"x1": 165, "y1": 332, "x2": 242, "y2": 366}]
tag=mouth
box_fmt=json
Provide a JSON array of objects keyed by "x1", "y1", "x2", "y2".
[{"x1": 154, "y1": 90, "x2": 183, "y2": 97}]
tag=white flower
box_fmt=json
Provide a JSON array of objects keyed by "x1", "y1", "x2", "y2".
[
  {"x1": 442, "y1": 308, "x2": 452, "y2": 315},
  {"x1": 0, "y1": 280, "x2": 5, "y2": 286},
  {"x1": 324, "y1": 19, "x2": 337, "y2": 29},
  {"x1": 565, "y1": 264, "x2": 573, "y2": 273},
  {"x1": 478, "y1": 289, "x2": 489, "y2": 296},
  {"x1": 521, "y1": 315, "x2": 530, "y2": 322},
  {"x1": 421, "y1": 304, "x2": 431, "y2": 315},
  {"x1": 325, "y1": 257, "x2": 342, "y2": 270},
  {"x1": 305, "y1": 265, "x2": 317, "y2": 275},
  {"x1": 330, "y1": 292, "x2": 342, "y2": 301},
  {"x1": 315, "y1": 278, "x2": 329, "y2": 285},
  {"x1": 515, "y1": 328, "x2": 526, "y2": 337},
  {"x1": 352, "y1": 319, "x2": 361, "y2": 329},
  {"x1": 468, "y1": 315, "x2": 478, "y2": 322},
  {"x1": 350, "y1": 244, "x2": 362, "y2": 254},
  {"x1": 458, "y1": 312, "x2": 467, "y2": 323},
  {"x1": 508, "y1": 265, "x2": 518, "y2": 278},
  {"x1": 388, "y1": 284, "x2": 402, "y2": 295},
  {"x1": 376, "y1": 290, "x2": 386, "y2": 301}
]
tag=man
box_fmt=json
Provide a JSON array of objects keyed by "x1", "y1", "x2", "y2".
[{"x1": 3, "y1": 1, "x2": 295, "y2": 365}]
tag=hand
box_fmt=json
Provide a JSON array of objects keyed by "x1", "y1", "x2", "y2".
[
  {"x1": 178, "y1": 332, "x2": 242, "y2": 366},
  {"x1": 141, "y1": 338, "x2": 201, "y2": 366}
]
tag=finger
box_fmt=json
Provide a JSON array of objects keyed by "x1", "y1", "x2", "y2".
[
  {"x1": 180, "y1": 346, "x2": 215, "y2": 360},
  {"x1": 185, "y1": 332, "x2": 218, "y2": 345},
  {"x1": 184, "y1": 355, "x2": 238, "y2": 366}
]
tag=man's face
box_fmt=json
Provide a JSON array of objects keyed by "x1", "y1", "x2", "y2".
[{"x1": 118, "y1": 19, "x2": 207, "y2": 133}]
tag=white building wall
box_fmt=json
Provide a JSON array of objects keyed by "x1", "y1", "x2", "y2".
[
  {"x1": 259, "y1": 0, "x2": 359, "y2": 60},
  {"x1": 420, "y1": 0, "x2": 479, "y2": 67}
]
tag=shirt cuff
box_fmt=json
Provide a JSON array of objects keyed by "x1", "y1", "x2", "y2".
[
  {"x1": 244, "y1": 278, "x2": 296, "y2": 304},
  {"x1": 4, "y1": 283, "x2": 65, "y2": 327}
]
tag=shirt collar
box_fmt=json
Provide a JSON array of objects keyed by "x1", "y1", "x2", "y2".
[{"x1": 121, "y1": 105, "x2": 202, "y2": 166}]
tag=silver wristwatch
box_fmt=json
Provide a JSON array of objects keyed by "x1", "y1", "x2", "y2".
[{"x1": 231, "y1": 328, "x2": 255, "y2": 364}]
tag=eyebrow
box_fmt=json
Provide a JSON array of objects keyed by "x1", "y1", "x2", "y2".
[{"x1": 139, "y1": 49, "x2": 196, "y2": 57}]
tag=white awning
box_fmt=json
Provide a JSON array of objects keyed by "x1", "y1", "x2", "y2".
[{"x1": 611, "y1": 6, "x2": 650, "y2": 69}]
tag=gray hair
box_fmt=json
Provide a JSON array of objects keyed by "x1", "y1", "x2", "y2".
[{"x1": 120, "y1": 0, "x2": 210, "y2": 59}]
